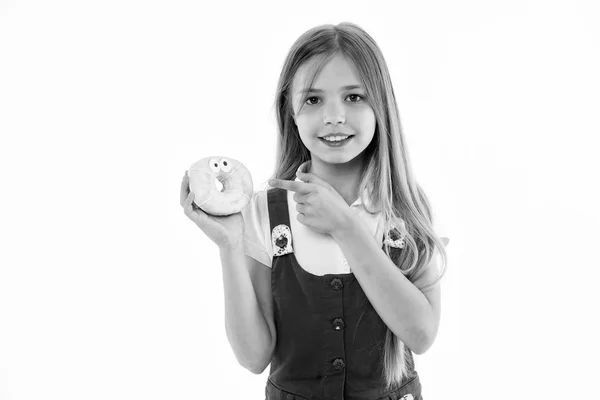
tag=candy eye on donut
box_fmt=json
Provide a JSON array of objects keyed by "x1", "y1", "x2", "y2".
[
  {"x1": 209, "y1": 158, "x2": 220, "y2": 173},
  {"x1": 219, "y1": 158, "x2": 232, "y2": 173}
]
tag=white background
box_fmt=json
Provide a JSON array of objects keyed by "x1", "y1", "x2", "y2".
[{"x1": 1, "y1": 0, "x2": 599, "y2": 399}]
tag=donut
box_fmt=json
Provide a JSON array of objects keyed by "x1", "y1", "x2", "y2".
[{"x1": 187, "y1": 156, "x2": 253, "y2": 216}]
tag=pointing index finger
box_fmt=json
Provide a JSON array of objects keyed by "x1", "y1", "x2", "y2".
[{"x1": 269, "y1": 179, "x2": 311, "y2": 194}]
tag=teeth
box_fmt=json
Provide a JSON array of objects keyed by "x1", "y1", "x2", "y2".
[{"x1": 323, "y1": 135, "x2": 349, "y2": 142}]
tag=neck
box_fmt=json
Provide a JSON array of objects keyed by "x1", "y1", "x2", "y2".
[{"x1": 306, "y1": 156, "x2": 365, "y2": 206}]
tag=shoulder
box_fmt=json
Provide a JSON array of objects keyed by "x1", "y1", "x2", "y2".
[
  {"x1": 241, "y1": 188, "x2": 270, "y2": 230},
  {"x1": 253, "y1": 188, "x2": 268, "y2": 210},
  {"x1": 241, "y1": 188, "x2": 272, "y2": 268},
  {"x1": 242, "y1": 188, "x2": 267, "y2": 215}
]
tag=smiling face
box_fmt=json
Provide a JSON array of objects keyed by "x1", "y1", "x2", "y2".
[{"x1": 291, "y1": 54, "x2": 376, "y2": 170}]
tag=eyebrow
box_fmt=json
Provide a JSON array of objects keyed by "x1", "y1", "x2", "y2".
[{"x1": 296, "y1": 85, "x2": 363, "y2": 95}]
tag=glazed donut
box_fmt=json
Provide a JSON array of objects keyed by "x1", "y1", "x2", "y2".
[{"x1": 187, "y1": 156, "x2": 253, "y2": 216}]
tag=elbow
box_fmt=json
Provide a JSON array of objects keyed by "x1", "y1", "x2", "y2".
[
  {"x1": 411, "y1": 313, "x2": 440, "y2": 355},
  {"x1": 246, "y1": 356, "x2": 272, "y2": 375},
  {"x1": 246, "y1": 344, "x2": 275, "y2": 375},
  {"x1": 411, "y1": 338, "x2": 432, "y2": 355},
  {"x1": 239, "y1": 357, "x2": 265, "y2": 374},
  {"x1": 409, "y1": 327, "x2": 435, "y2": 356},
  {"x1": 247, "y1": 363, "x2": 266, "y2": 375}
]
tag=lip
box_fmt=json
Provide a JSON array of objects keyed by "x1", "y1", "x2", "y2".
[
  {"x1": 319, "y1": 132, "x2": 353, "y2": 138},
  {"x1": 319, "y1": 135, "x2": 353, "y2": 147}
]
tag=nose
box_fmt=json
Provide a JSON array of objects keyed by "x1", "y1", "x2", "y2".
[{"x1": 323, "y1": 99, "x2": 346, "y2": 125}]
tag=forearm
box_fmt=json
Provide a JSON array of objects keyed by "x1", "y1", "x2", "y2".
[
  {"x1": 331, "y1": 217, "x2": 435, "y2": 354},
  {"x1": 219, "y1": 243, "x2": 272, "y2": 372}
]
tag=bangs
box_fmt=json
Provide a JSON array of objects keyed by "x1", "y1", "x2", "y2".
[{"x1": 293, "y1": 52, "x2": 340, "y2": 114}]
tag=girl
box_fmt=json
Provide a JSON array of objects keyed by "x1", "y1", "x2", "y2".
[{"x1": 181, "y1": 22, "x2": 449, "y2": 400}]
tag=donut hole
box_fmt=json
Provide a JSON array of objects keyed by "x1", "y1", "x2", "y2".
[{"x1": 214, "y1": 178, "x2": 224, "y2": 192}]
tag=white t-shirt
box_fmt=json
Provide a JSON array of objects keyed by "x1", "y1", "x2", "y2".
[{"x1": 241, "y1": 177, "x2": 447, "y2": 277}]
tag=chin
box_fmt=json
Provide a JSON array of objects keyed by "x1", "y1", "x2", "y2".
[{"x1": 316, "y1": 153, "x2": 359, "y2": 165}]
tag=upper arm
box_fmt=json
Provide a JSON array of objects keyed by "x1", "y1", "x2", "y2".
[{"x1": 245, "y1": 254, "x2": 276, "y2": 367}]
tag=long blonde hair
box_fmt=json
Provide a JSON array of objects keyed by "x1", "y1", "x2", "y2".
[{"x1": 268, "y1": 22, "x2": 448, "y2": 390}]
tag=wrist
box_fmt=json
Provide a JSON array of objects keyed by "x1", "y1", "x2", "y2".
[
  {"x1": 219, "y1": 235, "x2": 244, "y2": 253},
  {"x1": 332, "y1": 210, "x2": 359, "y2": 240}
]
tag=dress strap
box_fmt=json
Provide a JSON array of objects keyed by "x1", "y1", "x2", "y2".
[
  {"x1": 266, "y1": 188, "x2": 295, "y2": 257},
  {"x1": 266, "y1": 187, "x2": 290, "y2": 231}
]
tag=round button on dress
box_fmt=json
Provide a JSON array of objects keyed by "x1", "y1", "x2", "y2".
[
  {"x1": 332, "y1": 317, "x2": 345, "y2": 330},
  {"x1": 332, "y1": 358, "x2": 346, "y2": 370},
  {"x1": 330, "y1": 277, "x2": 343, "y2": 290}
]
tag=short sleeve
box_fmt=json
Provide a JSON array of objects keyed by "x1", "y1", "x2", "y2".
[{"x1": 240, "y1": 190, "x2": 272, "y2": 268}]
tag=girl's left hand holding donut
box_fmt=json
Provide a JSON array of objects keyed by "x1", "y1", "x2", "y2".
[
  {"x1": 269, "y1": 162, "x2": 357, "y2": 236},
  {"x1": 180, "y1": 171, "x2": 244, "y2": 249}
]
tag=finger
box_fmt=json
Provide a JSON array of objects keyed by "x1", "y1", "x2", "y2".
[
  {"x1": 297, "y1": 160, "x2": 311, "y2": 174},
  {"x1": 296, "y1": 170, "x2": 330, "y2": 188},
  {"x1": 183, "y1": 191, "x2": 198, "y2": 221},
  {"x1": 180, "y1": 171, "x2": 190, "y2": 207},
  {"x1": 183, "y1": 190, "x2": 193, "y2": 210},
  {"x1": 269, "y1": 179, "x2": 312, "y2": 194},
  {"x1": 293, "y1": 192, "x2": 306, "y2": 204},
  {"x1": 297, "y1": 212, "x2": 306, "y2": 225}
]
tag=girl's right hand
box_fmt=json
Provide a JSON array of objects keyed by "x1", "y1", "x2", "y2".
[{"x1": 180, "y1": 171, "x2": 245, "y2": 249}]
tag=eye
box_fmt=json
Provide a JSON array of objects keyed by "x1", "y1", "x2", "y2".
[
  {"x1": 347, "y1": 94, "x2": 364, "y2": 102},
  {"x1": 219, "y1": 158, "x2": 232, "y2": 172},
  {"x1": 209, "y1": 158, "x2": 220, "y2": 173},
  {"x1": 305, "y1": 96, "x2": 320, "y2": 105}
]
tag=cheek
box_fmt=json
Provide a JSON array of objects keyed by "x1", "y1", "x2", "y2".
[
  {"x1": 296, "y1": 114, "x2": 320, "y2": 134},
  {"x1": 356, "y1": 108, "x2": 376, "y2": 132}
]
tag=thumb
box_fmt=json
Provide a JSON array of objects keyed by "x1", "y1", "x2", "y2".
[{"x1": 296, "y1": 160, "x2": 311, "y2": 175}]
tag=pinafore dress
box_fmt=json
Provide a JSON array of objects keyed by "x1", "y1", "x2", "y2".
[{"x1": 264, "y1": 187, "x2": 423, "y2": 400}]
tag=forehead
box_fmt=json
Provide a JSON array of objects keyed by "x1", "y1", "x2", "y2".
[{"x1": 292, "y1": 54, "x2": 362, "y2": 95}]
